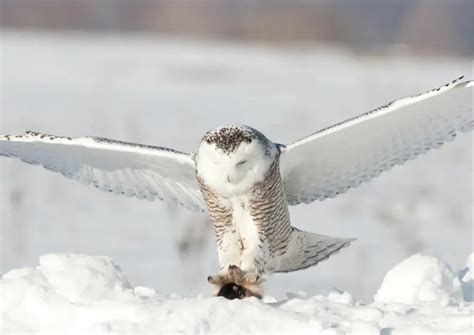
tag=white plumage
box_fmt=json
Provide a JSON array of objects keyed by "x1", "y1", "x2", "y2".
[
  {"x1": 280, "y1": 77, "x2": 473, "y2": 204},
  {"x1": 0, "y1": 132, "x2": 205, "y2": 211},
  {"x1": 1, "y1": 77, "x2": 472, "y2": 298}
]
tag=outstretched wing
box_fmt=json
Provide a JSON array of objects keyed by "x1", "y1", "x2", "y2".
[
  {"x1": 280, "y1": 77, "x2": 473, "y2": 205},
  {"x1": 0, "y1": 131, "x2": 205, "y2": 211}
]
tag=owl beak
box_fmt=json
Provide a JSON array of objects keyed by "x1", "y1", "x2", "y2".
[{"x1": 227, "y1": 175, "x2": 232, "y2": 183}]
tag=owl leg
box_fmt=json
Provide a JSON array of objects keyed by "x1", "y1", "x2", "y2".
[
  {"x1": 216, "y1": 227, "x2": 267, "y2": 298},
  {"x1": 208, "y1": 230, "x2": 264, "y2": 299},
  {"x1": 215, "y1": 230, "x2": 242, "y2": 273},
  {"x1": 239, "y1": 243, "x2": 266, "y2": 285},
  {"x1": 207, "y1": 230, "x2": 243, "y2": 288}
]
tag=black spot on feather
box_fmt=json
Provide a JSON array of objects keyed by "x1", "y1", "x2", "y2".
[{"x1": 202, "y1": 125, "x2": 270, "y2": 154}]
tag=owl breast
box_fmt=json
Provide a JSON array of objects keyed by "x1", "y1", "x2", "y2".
[
  {"x1": 246, "y1": 158, "x2": 293, "y2": 260},
  {"x1": 197, "y1": 156, "x2": 293, "y2": 272}
]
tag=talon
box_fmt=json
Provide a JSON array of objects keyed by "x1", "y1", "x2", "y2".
[
  {"x1": 207, "y1": 274, "x2": 223, "y2": 285},
  {"x1": 241, "y1": 272, "x2": 259, "y2": 285}
]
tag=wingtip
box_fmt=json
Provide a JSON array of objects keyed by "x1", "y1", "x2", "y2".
[
  {"x1": 451, "y1": 75, "x2": 474, "y2": 88},
  {"x1": 448, "y1": 75, "x2": 464, "y2": 86},
  {"x1": 437, "y1": 75, "x2": 472, "y2": 90}
]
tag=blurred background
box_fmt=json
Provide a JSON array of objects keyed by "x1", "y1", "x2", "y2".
[
  {"x1": 0, "y1": 0, "x2": 472, "y2": 301},
  {"x1": 1, "y1": 0, "x2": 474, "y2": 54}
]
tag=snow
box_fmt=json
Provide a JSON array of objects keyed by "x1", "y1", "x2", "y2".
[
  {"x1": 374, "y1": 254, "x2": 462, "y2": 305},
  {"x1": 2, "y1": 253, "x2": 473, "y2": 334},
  {"x1": 0, "y1": 31, "x2": 472, "y2": 302},
  {"x1": 459, "y1": 252, "x2": 474, "y2": 302},
  {"x1": 462, "y1": 253, "x2": 474, "y2": 283}
]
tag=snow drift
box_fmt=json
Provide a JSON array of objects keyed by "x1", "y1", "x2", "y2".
[
  {"x1": 374, "y1": 254, "x2": 462, "y2": 305},
  {"x1": 1, "y1": 253, "x2": 473, "y2": 334}
]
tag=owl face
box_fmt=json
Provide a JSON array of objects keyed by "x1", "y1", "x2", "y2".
[{"x1": 196, "y1": 125, "x2": 278, "y2": 196}]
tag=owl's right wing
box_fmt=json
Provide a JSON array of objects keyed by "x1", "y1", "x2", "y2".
[
  {"x1": 0, "y1": 131, "x2": 206, "y2": 211},
  {"x1": 280, "y1": 77, "x2": 473, "y2": 205}
]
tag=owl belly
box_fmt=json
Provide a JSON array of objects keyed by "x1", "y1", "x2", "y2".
[{"x1": 230, "y1": 196, "x2": 269, "y2": 273}]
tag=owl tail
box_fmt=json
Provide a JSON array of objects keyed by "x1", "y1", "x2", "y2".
[{"x1": 274, "y1": 228, "x2": 355, "y2": 273}]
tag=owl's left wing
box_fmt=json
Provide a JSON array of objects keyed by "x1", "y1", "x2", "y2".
[{"x1": 280, "y1": 77, "x2": 473, "y2": 205}]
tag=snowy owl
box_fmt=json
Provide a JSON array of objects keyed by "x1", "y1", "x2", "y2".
[{"x1": 1, "y1": 77, "x2": 472, "y2": 299}]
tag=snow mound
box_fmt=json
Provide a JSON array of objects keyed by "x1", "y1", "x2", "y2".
[
  {"x1": 374, "y1": 254, "x2": 461, "y2": 305},
  {"x1": 462, "y1": 253, "x2": 474, "y2": 282},
  {"x1": 1, "y1": 253, "x2": 473, "y2": 334},
  {"x1": 459, "y1": 252, "x2": 474, "y2": 302}
]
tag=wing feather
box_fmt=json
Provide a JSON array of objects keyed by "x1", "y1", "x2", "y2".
[
  {"x1": 280, "y1": 77, "x2": 473, "y2": 205},
  {"x1": 0, "y1": 131, "x2": 205, "y2": 211}
]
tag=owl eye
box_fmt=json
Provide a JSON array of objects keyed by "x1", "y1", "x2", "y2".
[{"x1": 236, "y1": 160, "x2": 247, "y2": 166}]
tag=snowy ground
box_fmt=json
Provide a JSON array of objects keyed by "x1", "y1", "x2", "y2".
[
  {"x1": 1, "y1": 253, "x2": 473, "y2": 334},
  {"x1": 0, "y1": 31, "x2": 473, "y2": 306}
]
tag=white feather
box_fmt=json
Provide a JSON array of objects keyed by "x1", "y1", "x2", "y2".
[
  {"x1": 280, "y1": 77, "x2": 473, "y2": 205},
  {"x1": 195, "y1": 139, "x2": 277, "y2": 196},
  {"x1": 0, "y1": 132, "x2": 206, "y2": 211}
]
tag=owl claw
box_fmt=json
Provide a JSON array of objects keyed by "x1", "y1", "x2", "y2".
[
  {"x1": 227, "y1": 264, "x2": 244, "y2": 279},
  {"x1": 242, "y1": 273, "x2": 259, "y2": 284},
  {"x1": 207, "y1": 274, "x2": 226, "y2": 285},
  {"x1": 207, "y1": 265, "x2": 263, "y2": 299}
]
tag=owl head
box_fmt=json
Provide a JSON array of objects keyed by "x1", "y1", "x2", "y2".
[{"x1": 196, "y1": 125, "x2": 279, "y2": 195}]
